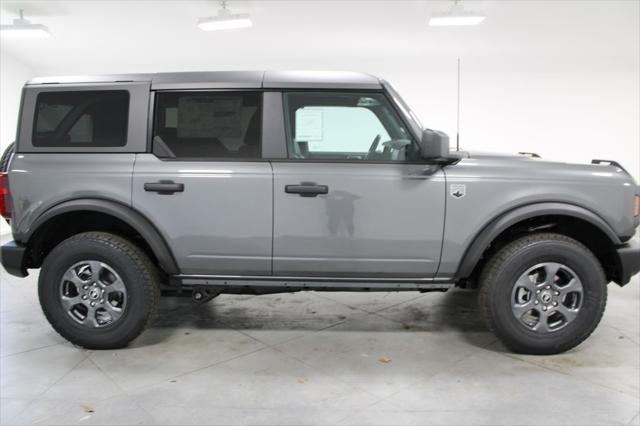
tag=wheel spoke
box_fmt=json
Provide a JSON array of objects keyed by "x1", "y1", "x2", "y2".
[
  {"x1": 87, "y1": 261, "x2": 104, "y2": 281},
  {"x1": 543, "y1": 263, "x2": 561, "y2": 284},
  {"x1": 104, "y1": 304, "x2": 124, "y2": 323},
  {"x1": 533, "y1": 310, "x2": 551, "y2": 333},
  {"x1": 555, "y1": 304, "x2": 579, "y2": 323},
  {"x1": 60, "y1": 295, "x2": 82, "y2": 311},
  {"x1": 512, "y1": 301, "x2": 534, "y2": 319},
  {"x1": 515, "y1": 275, "x2": 537, "y2": 293},
  {"x1": 81, "y1": 305, "x2": 99, "y2": 327},
  {"x1": 105, "y1": 275, "x2": 126, "y2": 293},
  {"x1": 558, "y1": 278, "x2": 583, "y2": 295},
  {"x1": 62, "y1": 269, "x2": 87, "y2": 287}
]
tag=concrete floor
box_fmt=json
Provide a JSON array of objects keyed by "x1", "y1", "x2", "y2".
[{"x1": 0, "y1": 244, "x2": 638, "y2": 425}]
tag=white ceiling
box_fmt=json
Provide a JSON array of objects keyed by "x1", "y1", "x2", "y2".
[{"x1": 0, "y1": 0, "x2": 638, "y2": 75}]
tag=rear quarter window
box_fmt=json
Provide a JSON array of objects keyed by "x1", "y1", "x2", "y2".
[{"x1": 32, "y1": 91, "x2": 129, "y2": 147}]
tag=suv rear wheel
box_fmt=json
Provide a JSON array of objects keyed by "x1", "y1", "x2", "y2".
[
  {"x1": 479, "y1": 232, "x2": 607, "y2": 354},
  {"x1": 39, "y1": 232, "x2": 160, "y2": 349}
]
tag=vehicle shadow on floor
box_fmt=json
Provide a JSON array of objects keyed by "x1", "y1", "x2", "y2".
[{"x1": 146, "y1": 289, "x2": 498, "y2": 350}]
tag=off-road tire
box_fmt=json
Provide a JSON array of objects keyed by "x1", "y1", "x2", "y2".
[
  {"x1": 39, "y1": 232, "x2": 160, "y2": 349},
  {"x1": 0, "y1": 142, "x2": 15, "y2": 172},
  {"x1": 479, "y1": 232, "x2": 607, "y2": 354}
]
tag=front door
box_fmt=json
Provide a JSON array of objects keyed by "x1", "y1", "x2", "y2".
[
  {"x1": 132, "y1": 90, "x2": 272, "y2": 276},
  {"x1": 272, "y1": 91, "x2": 446, "y2": 277}
]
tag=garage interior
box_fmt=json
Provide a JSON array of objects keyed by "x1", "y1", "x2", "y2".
[{"x1": 1, "y1": 1, "x2": 639, "y2": 425}]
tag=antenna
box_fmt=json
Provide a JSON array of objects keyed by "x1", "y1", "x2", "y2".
[{"x1": 456, "y1": 57, "x2": 461, "y2": 151}]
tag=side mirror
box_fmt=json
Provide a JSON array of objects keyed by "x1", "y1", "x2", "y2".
[{"x1": 418, "y1": 129, "x2": 450, "y2": 160}]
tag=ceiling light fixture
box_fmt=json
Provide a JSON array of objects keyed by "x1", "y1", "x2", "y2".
[
  {"x1": 198, "y1": 1, "x2": 252, "y2": 31},
  {"x1": 429, "y1": 0, "x2": 485, "y2": 27},
  {"x1": 1, "y1": 9, "x2": 51, "y2": 39}
]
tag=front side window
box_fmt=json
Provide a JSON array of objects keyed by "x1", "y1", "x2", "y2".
[
  {"x1": 33, "y1": 91, "x2": 129, "y2": 147},
  {"x1": 283, "y1": 92, "x2": 414, "y2": 161},
  {"x1": 153, "y1": 91, "x2": 261, "y2": 159}
]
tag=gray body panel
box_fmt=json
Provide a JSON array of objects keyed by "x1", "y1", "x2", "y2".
[
  {"x1": 271, "y1": 162, "x2": 446, "y2": 277},
  {"x1": 438, "y1": 156, "x2": 638, "y2": 276},
  {"x1": 131, "y1": 154, "x2": 273, "y2": 275},
  {"x1": 8, "y1": 153, "x2": 135, "y2": 239}
]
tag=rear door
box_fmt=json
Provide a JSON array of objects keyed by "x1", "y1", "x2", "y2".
[
  {"x1": 132, "y1": 90, "x2": 273, "y2": 276},
  {"x1": 272, "y1": 91, "x2": 446, "y2": 278}
]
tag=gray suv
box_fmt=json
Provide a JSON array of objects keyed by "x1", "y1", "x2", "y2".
[{"x1": 1, "y1": 71, "x2": 638, "y2": 354}]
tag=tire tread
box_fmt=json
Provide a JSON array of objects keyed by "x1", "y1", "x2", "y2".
[
  {"x1": 478, "y1": 232, "x2": 607, "y2": 354},
  {"x1": 40, "y1": 232, "x2": 160, "y2": 349}
]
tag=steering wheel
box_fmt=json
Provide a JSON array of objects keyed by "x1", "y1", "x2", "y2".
[{"x1": 366, "y1": 134, "x2": 381, "y2": 160}]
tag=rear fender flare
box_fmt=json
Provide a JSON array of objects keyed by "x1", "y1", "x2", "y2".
[{"x1": 19, "y1": 198, "x2": 179, "y2": 274}]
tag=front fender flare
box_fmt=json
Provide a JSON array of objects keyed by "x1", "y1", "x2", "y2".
[
  {"x1": 454, "y1": 202, "x2": 622, "y2": 279},
  {"x1": 18, "y1": 198, "x2": 179, "y2": 274}
]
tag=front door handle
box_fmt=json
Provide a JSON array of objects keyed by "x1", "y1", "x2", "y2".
[
  {"x1": 285, "y1": 183, "x2": 329, "y2": 197},
  {"x1": 144, "y1": 180, "x2": 184, "y2": 195}
]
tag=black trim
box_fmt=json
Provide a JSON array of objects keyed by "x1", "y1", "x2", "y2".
[
  {"x1": 614, "y1": 239, "x2": 640, "y2": 286},
  {"x1": 454, "y1": 202, "x2": 623, "y2": 279},
  {"x1": 144, "y1": 181, "x2": 184, "y2": 194},
  {"x1": 591, "y1": 159, "x2": 629, "y2": 174},
  {"x1": 14, "y1": 87, "x2": 26, "y2": 153},
  {"x1": 285, "y1": 183, "x2": 329, "y2": 197},
  {"x1": 146, "y1": 91, "x2": 155, "y2": 152},
  {"x1": 1, "y1": 241, "x2": 28, "y2": 277},
  {"x1": 19, "y1": 199, "x2": 179, "y2": 274},
  {"x1": 173, "y1": 274, "x2": 454, "y2": 292}
]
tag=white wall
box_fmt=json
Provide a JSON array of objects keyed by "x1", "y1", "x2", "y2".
[
  {"x1": 384, "y1": 67, "x2": 639, "y2": 180},
  {"x1": 0, "y1": 50, "x2": 35, "y2": 154},
  {"x1": 0, "y1": 1, "x2": 638, "y2": 179}
]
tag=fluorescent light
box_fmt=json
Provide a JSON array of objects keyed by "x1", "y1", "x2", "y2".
[
  {"x1": 198, "y1": 14, "x2": 252, "y2": 31},
  {"x1": 1, "y1": 10, "x2": 51, "y2": 39},
  {"x1": 429, "y1": 15, "x2": 485, "y2": 26},
  {"x1": 429, "y1": 0, "x2": 485, "y2": 27},
  {"x1": 198, "y1": 1, "x2": 252, "y2": 31}
]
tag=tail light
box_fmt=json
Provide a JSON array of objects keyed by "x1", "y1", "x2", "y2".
[
  {"x1": 0, "y1": 172, "x2": 10, "y2": 219},
  {"x1": 634, "y1": 195, "x2": 640, "y2": 217}
]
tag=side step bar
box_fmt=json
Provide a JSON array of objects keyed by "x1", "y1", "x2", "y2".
[{"x1": 170, "y1": 274, "x2": 456, "y2": 292}]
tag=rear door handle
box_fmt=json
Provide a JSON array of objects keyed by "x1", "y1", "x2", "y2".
[
  {"x1": 144, "y1": 180, "x2": 184, "y2": 195},
  {"x1": 285, "y1": 183, "x2": 329, "y2": 197}
]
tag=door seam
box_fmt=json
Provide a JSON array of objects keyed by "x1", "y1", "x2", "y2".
[{"x1": 269, "y1": 160, "x2": 275, "y2": 276}]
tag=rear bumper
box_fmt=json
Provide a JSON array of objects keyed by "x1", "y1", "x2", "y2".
[
  {"x1": 0, "y1": 241, "x2": 28, "y2": 277},
  {"x1": 615, "y1": 238, "x2": 640, "y2": 285}
]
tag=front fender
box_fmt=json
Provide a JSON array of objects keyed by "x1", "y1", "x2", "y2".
[{"x1": 454, "y1": 202, "x2": 622, "y2": 279}]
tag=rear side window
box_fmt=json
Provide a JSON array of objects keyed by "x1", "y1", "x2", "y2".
[
  {"x1": 33, "y1": 91, "x2": 129, "y2": 147},
  {"x1": 153, "y1": 91, "x2": 261, "y2": 159}
]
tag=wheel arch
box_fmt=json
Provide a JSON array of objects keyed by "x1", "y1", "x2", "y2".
[
  {"x1": 455, "y1": 202, "x2": 622, "y2": 283},
  {"x1": 19, "y1": 199, "x2": 179, "y2": 275}
]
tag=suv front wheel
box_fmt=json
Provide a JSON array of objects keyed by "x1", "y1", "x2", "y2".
[
  {"x1": 39, "y1": 232, "x2": 160, "y2": 349},
  {"x1": 479, "y1": 232, "x2": 607, "y2": 355}
]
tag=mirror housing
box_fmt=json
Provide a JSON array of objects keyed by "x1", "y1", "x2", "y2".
[{"x1": 419, "y1": 129, "x2": 450, "y2": 160}]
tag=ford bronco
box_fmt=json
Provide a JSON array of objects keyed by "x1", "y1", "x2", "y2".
[{"x1": 1, "y1": 71, "x2": 638, "y2": 354}]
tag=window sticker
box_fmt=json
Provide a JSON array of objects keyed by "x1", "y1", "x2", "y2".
[
  {"x1": 177, "y1": 96, "x2": 242, "y2": 138},
  {"x1": 295, "y1": 108, "x2": 323, "y2": 142}
]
